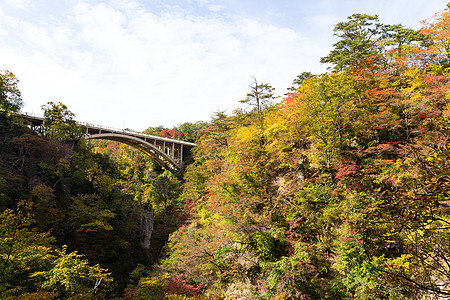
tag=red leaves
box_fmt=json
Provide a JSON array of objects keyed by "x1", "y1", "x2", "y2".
[
  {"x1": 424, "y1": 75, "x2": 447, "y2": 85},
  {"x1": 160, "y1": 128, "x2": 185, "y2": 139},
  {"x1": 165, "y1": 274, "x2": 202, "y2": 296},
  {"x1": 335, "y1": 159, "x2": 360, "y2": 180},
  {"x1": 433, "y1": 135, "x2": 450, "y2": 148},
  {"x1": 282, "y1": 91, "x2": 299, "y2": 108}
]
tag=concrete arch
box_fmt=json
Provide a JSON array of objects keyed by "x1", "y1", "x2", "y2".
[
  {"x1": 18, "y1": 112, "x2": 196, "y2": 171},
  {"x1": 86, "y1": 133, "x2": 180, "y2": 170}
]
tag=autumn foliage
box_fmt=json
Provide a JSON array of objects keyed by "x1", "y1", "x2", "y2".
[
  {"x1": 129, "y1": 6, "x2": 450, "y2": 299},
  {"x1": 3, "y1": 4, "x2": 450, "y2": 300}
]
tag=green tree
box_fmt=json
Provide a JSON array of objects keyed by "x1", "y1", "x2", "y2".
[
  {"x1": 178, "y1": 121, "x2": 209, "y2": 143},
  {"x1": 0, "y1": 200, "x2": 53, "y2": 295},
  {"x1": 31, "y1": 245, "x2": 111, "y2": 298},
  {"x1": 321, "y1": 14, "x2": 424, "y2": 71},
  {"x1": 287, "y1": 72, "x2": 314, "y2": 92},
  {"x1": 321, "y1": 14, "x2": 384, "y2": 70},
  {"x1": 41, "y1": 102, "x2": 83, "y2": 142},
  {"x1": 143, "y1": 125, "x2": 165, "y2": 136},
  {"x1": 0, "y1": 200, "x2": 112, "y2": 298},
  {"x1": 382, "y1": 24, "x2": 425, "y2": 51},
  {"x1": 0, "y1": 70, "x2": 22, "y2": 114},
  {"x1": 240, "y1": 77, "x2": 278, "y2": 114},
  {"x1": 149, "y1": 172, "x2": 181, "y2": 212}
]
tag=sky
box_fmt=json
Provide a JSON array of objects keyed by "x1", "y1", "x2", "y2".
[{"x1": 0, "y1": 0, "x2": 448, "y2": 131}]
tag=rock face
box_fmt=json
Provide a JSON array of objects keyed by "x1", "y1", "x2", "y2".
[{"x1": 140, "y1": 208, "x2": 154, "y2": 249}]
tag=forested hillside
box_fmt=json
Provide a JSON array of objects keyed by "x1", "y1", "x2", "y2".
[
  {"x1": 1, "y1": 4, "x2": 450, "y2": 300},
  {"x1": 127, "y1": 6, "x2": 450, "y2": 300}
]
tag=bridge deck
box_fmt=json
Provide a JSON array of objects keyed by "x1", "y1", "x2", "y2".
[{"x1": 19, "y1": 112, "x2": 196, "y2": 170}]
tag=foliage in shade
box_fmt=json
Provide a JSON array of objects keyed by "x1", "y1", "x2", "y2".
[{"x1": 0, "y1": 81, "x2": 187, "y2": 297}]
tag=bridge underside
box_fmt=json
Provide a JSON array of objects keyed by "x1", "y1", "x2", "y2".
[
  {"x1": 18, "y1": 113, "x2": 195, "y2": 171},
  {"x1": 86, "y1": 133, "x2": 185, "y2": 171}
]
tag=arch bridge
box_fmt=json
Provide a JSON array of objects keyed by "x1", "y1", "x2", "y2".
[{"x1": 20, "y1": 113, "x2": 196, "y2": 171}]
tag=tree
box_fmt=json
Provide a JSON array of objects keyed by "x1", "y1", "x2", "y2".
[
  {"x1": 321, "y1": 14, "x2": 385, "y2": 70},
  {"x1": 0, "y1": 200, "x2": 53, "y2": 294},
  {"x1": 321, "y1": 14, "x2": 425, "y2": 71},
  {"x1": 160, "y1": 128, "x2": 185, "y2": 140},
  {"x1": 382, "y1": 24, "x2": 425, "y2": 51},
  {"x1": 240, "y1": 77, "x2": 278, "y2": 114},
  {"x1": 178, "y1": 121, "x2": 209, "y2": 143},
  {"x1": 422, "y1": 4, "x2": 450, "y2": 64},
  {"x1": 287, "y1": 72, "x2": 360, "y2": 168},
  {"x1": 149, "y1": 172, "x2": 181, "y2": 212},
  {"x1": 287, "y1": 72, "x2": 315, "y2": 92},
  {"x1": 0, "y1": 70, "x2": 22, "y2": 114},
  {"x1": 143, "y1": 125, "x2": 165, "y2": 136},
  {"x1": 31, "y1": 245, "x2": 111, "y2": 298},
  {"x1": 0, "y1": 200, "x2": 111, "y2": 298},
  {"x1": 41, "y1": 102, "x2": 83, "y2": 142},
  {"x1": 365, "y1": 138, "x2": 450, "y2": 297}
]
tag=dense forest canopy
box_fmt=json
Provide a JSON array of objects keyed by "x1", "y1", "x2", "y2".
[{"x1": 2, "y1": 3, "x2": 450, "y2": 300}]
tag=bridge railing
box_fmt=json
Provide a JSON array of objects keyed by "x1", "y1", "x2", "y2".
[
  {"x1": 19, "y1": 111, "x2": 44, "y2": 120},
  {"x1": 18, "y1": 111, "x2": 196, "y2": 146},
  {"x1": 20, "y1": 111, "x2": 134, "y2": 134}
]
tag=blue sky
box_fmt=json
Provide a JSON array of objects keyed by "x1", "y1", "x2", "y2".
[{"x1": 0, "y1": 0, "x2": 448, "y2": 130}]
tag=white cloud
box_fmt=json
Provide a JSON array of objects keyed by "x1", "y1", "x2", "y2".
[
  {"x1": 0, "y1": 0, "x2": 323, "y2": 129},
  {"x1": 3, "y1": 0, "x2": 33, "y2": 10},
  {"x1": 207, "y1": 4, "x2": 225, "y2": 12},
  {"x1": 1, "y1": 0, "x2": 445, "y2": 130}
]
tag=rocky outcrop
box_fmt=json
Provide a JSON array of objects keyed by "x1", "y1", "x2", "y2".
[{"x1": 140, "y1": 208, "x2": 154, "y2": 249}]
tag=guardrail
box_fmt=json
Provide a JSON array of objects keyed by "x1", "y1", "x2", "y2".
[{"x1": 18, "y1": 111, "x2": 196, "y2": 147}]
